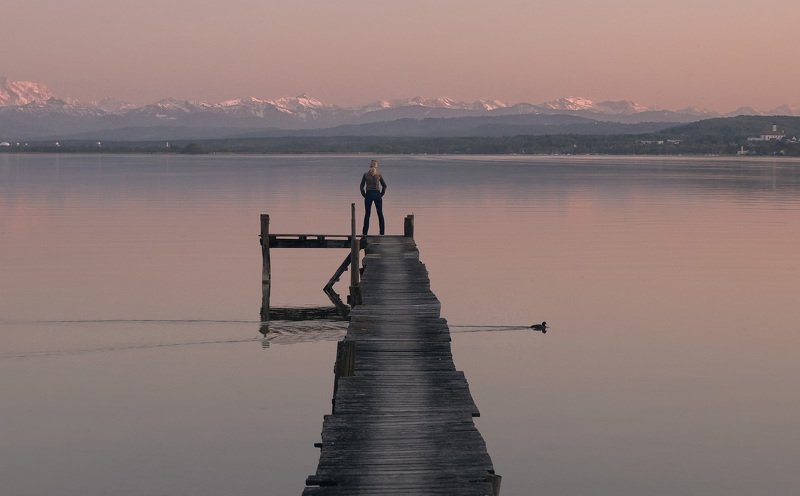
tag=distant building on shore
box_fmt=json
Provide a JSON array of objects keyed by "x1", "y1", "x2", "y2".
[{"x1": 748, "y1": 124, "x2": 787, "y2": 141}]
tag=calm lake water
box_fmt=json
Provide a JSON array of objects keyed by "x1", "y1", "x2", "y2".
[{"x1": 2, "y1": 154, "x2": 800, "y2": 496}]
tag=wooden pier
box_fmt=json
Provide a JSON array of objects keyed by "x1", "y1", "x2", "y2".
[{"x1": 302, "y1": 234, "x2": 501, "y2": 495}]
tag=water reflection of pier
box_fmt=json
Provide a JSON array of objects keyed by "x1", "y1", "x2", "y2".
[{"x1": 298, "y1": 233, "x2": 501, "y2": 495}]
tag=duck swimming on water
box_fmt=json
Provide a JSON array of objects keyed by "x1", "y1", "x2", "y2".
[{"x1": 530, "y1": 321, "x2": 548, "y2": 333}]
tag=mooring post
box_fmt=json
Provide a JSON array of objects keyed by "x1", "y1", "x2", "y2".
[
  {"x1": 404, "y1": 214, "x2": 415, "y2": 239},
  {"x1": 349, "y1": 203, "x2": 362, "y2": 306},
  {"x1": 260, "y1": 214, "x2": 271, "y2": 321}
]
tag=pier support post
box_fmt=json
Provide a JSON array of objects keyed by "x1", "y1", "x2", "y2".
[
  {"x1": 404, "y1": 214, "x2": 414, "y2": 239},
  {"x1": 332, "y1": 339, "x2": 356, "y2": 413},
  {"x1": 260, "y1": 214, "x2": 271, "y2": 321},
  {"x1": 349, "y1": 203, "x2": 362, "y2": 306},
  {"x1": 487, "y1": 473, "x2": 502, "y2": 495}
]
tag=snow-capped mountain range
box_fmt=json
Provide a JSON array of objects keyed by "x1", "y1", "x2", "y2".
[
  {"x1": 2, "y1": 77, "x2": 798, "y2": 140},
  {"x1": 0, "y1": 77, "x2": 55, "y2": 106}
]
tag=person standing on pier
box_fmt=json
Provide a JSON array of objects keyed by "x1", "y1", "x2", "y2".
[{"x1": 360, "y1": 159, "x2": 387, "y2": 235}]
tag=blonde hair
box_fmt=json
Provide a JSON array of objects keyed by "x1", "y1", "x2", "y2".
[{"x1": 369, "y1": 160, "x2": 378, "y2": 176}]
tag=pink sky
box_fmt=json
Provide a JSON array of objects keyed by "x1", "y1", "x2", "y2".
[{"x1": 3, "y1": 0, "x2": 798, "y2": 111}]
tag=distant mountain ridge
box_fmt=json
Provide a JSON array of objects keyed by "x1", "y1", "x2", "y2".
[
  {"x1": 0, "y1": 77, "x2": 55, "y2": 106},
  {"x1": 2, "y1": 77, "x2": 799, "y2": 141}
]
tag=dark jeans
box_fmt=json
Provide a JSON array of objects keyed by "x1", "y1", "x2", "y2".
[{"x1": 363, "y1": 190, "x2": 384, "y2": 235}]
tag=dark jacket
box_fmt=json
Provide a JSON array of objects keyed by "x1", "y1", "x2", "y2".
[{"x1": 360, "y1": 172, "x2": 387, "y2": 197}]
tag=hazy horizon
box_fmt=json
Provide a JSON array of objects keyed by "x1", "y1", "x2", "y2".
[{"x1": 3, "y1": 0, "x2": 799, "y2": 112}]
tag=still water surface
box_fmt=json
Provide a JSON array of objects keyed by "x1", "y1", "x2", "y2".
[{"x1": 2, "y1": 154, "x2": 800, "y2": 495}]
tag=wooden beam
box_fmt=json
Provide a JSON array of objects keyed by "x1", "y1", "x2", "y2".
[
  {"x1": 349, "y1": 203, "x2": 362, "y2": 306},
  {"x1": 269, "y1": 236, "x2": 352, "y2": 249},
  {"x1": 323, "y1": 254, "x2": 352, "y2": 319},
  {"x1": 260, "y1": 214, "x2": 271, "y2": 322}
]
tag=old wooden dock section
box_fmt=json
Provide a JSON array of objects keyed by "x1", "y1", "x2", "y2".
[{"x1": 302, "y1": 234, "x2": 501, "y2": 495}]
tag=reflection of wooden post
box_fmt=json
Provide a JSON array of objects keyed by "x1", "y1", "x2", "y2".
[
  {"x1": 260, "y1": 214, "x2": 271, "y2": 321},
  {"x1": 404, "y1": 214, "x2": 414, "y2": 239},
  {"x1": 349, "y1": 203, "x2": 362, "y2": 306}
]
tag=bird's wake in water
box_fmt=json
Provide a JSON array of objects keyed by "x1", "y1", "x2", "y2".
[
  {"x1": 449, "y1": 324, "x2": 544, "y2": 333},
  {"x1": 0, "y1": 319, "x2": 544, "y2": 359}
]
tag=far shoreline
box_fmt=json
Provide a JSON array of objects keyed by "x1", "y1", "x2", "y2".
[{"x1": 4, "y1": 151, "x2": 800, "y2": 162}]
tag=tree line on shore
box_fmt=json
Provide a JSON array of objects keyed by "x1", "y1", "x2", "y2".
[{"x1": 4, "y1": 115, "x2": 800, "y2": 156}]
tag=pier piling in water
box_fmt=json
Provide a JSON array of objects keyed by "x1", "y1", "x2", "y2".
[{"x1": 259, "y1": 214, "x2": 271, "y2": 322}]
